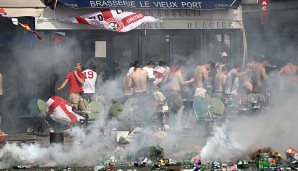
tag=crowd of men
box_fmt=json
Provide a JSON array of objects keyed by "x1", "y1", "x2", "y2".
[{"x1": 52, "y1": 52, "x2": 298, "y2": 129}]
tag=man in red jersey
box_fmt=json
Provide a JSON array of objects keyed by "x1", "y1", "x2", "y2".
[{"x1": 57, "y1": 63, "x2": 86, "y2": 111}]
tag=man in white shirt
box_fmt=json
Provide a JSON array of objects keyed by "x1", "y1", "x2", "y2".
[
  {"x1": 82, "y1": 65, "x2": 98, "y2": 102},
  {"x1": 142, "y1": 61, "x2": 155, "y2": 93},
  {"x1": 225, "y1": 62, "x2": 248, "y2": 96},
  {"x1": 142, "y1": 61, "x2": 155, "y2": 80}
]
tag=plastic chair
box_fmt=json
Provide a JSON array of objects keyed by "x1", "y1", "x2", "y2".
[
  {"x1": 247, "y1": 93, "x2": 266, "y2": 105},
  {"x1": 86, "y1": 101, "x2": 105, "y2": 121},
  {"x1": 254, "y1": 93, "x2": 266, "y2": 103},
  {"x1": 192, "y1": 96, "x2": 215, "y2": 136},
  {"x1": 20, "y1": 98, "x2": 44, "y2": 118},
  {"x1": 110, "y1": 102, "x2": 124, "y2": 118},
  {"x1": 192, "y1": 96, "x2": 209, "y2": 120},
  {"x1": 211, "y1": 97, "x2": 225, "y2": 116},
  {"x1": 37, "y1": 99, "x2": 47, "y2": 118},
  {"x1": 247, "y1": 93, "x2": 256, "y2": 104}
]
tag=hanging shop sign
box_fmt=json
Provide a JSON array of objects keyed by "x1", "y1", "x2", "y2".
[
  {"x1": 56, "y1": 0, "x2": 241, "y2": 10},
  {"x1": 260, "y1": 0, "x2": 269, "y2": 23}
]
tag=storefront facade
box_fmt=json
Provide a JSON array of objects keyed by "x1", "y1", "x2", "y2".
[
  {"x1": 0, "y1": 0, "x2": 245, "y2": 131},
  {"x1": 35, "y1": 0, "x2": 244, "y2": 74}
]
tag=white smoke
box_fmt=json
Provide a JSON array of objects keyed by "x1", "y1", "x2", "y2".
[{"x1": 200, "y1": 89, "x2": 298, "y2": 163}]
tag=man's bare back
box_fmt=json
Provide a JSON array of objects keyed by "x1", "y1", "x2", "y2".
[
  {"x1": 255, "y1": 64, "x2": 268, "y2": 87},
  {"x1": 214, "y1": 72, "x2": 227, "y2": 92},
  {"x1": 129, "y1": 68, "x2": 148, "y2": 93},
  {"x1": 171, "y1": 70, "x2": 183, "y2": 91},
  {"x1": 278, "y1": 63, "x2": 298, "y2": 76},
  {"x1": 194, "y1": 66, "x2": 208, "y2": 88}
]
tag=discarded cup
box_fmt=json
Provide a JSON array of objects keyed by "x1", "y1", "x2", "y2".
[{"x1": 94, "y1": 165, "x2": 106, "y2": 171}]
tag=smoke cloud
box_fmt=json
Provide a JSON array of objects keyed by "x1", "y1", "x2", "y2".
[
  {"x1": 201, "y1": 89, "x2": 298, "y2": 163},
  {"x1": 1, "y1": 8, "x2": 298, "y2": 169}
]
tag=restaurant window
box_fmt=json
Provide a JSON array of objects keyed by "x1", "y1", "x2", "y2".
[
  {"x1": 206, "y1": 33, "x2": 231, "y2": 63},
  {"x1": 173, "y1": 34, "x2": 202, "y2": 68},
  {"x1": 223, "y1": 33, "x2": 231, "y2": 57},
  {"x1": 113, "y1": 35, "x2": 139, "y2": 71},
  {"x1": 82, "y1": 34, "x2": 107, "y2": 73},
  {"x1": 143, "y1": 35, "x2": 170, "y2": 66}
]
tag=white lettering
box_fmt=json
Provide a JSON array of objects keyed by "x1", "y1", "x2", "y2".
[
  {"x1": 181, "y1": 2, "x2": 187, "y2": 8},
  {"x1": 131, "y1": 1, "x2": 136, "y2": 7},
  {"x1": 215, "y1": 4, "x2": 230, "y2": 8},
  {"x1": 153, "y1": 1, "x2": 179, "y2": 8},
  {"x1": 89, "y1": 1, "x2": 136, "y2": 8},
  {"x1": 90, "y1": 1, "x2": 96, "y2": 7},
  {"x1": 126, "y1": 14, "x2": 143, "y2": 24},
  {"x1": 262, "y1": 1, "x2": 267, "y2": 5},
  {"x1": 101, "y1": 1, "x2": 107, "y2": 6},
  {"x1": 171, "y1": 2, "x2": 178, "y2": 8},
  {"x1": 96, "y1": 1, "x2": 102, "y2": 7},
  {"x1": 123, "y1": 1, "x2": 129, "y2": 6},
  {"x1": 181, "y1": 2, "x2": 202, "y2": 9},
  {"x1": 140, "y1": 1, "x2": 150, "y2": 7}
]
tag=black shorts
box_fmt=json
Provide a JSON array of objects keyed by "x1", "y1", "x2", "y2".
[{"x1": 167, "y1": 90, "x2": 183, "y2": 113}]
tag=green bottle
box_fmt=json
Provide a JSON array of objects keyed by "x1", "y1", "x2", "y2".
[
  {"x1": 165, "y1": 162, "x2": 182, "y2": 166},
  {"x1": 183, "y1": 161, "x2": 193, "y2": 165}
]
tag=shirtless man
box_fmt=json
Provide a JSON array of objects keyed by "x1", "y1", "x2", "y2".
[
  {"x1": 213, "y1": 65, "x2": 228, "y2": 100},
  {"x1": 129, "y1": 61, "x2": 148, "y2": 98},
  {"x1": 166, "y1": 63, "x2": 194, "y2": 124},
  {"x1": 277, "y1": 61, "x2": 298, "y2": 91},
  {"x1": 252, "y1": 58, "x2": 269, "y2": 94},
  {"x1": 216, "y1": 52, "x2": 229, "y2": 73},
  {"x1": 194, "y1": 60, "x2": 215, "y2": 98},
  {"x1": 278, "y1": 61, "x2": 298, "y2": 76}
]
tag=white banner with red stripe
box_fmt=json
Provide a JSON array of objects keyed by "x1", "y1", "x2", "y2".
[
  {"x1": 59, "y1": 9, "x2": 158, "y2": 32},
  {"x1": 46, "y1": 96, "x2": 85, "y2": 125}
]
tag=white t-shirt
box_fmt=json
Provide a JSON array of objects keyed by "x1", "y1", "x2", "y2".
[
  {"x1": 82, "y1": 69, "x2": 97, "y2": 94},
  {"x1": 142, "y1": 66, "x2": 155, "y2": 79},
  {"x1": 127, "y1": 67, "x2": 135, "y2": 76}
]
